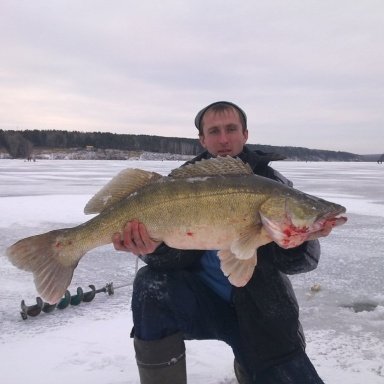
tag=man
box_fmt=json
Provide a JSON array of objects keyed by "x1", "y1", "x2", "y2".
[{"x1": 113, "y1": 101, "x2": 326, "y2": 383}]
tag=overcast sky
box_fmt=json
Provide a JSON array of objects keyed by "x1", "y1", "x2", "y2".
[{"x1": 1, "y1": 0, "x2": 383, "y2": 154}]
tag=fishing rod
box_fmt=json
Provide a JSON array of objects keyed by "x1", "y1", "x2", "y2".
[{"x1": 19, "y1": 281, "x2": 131, "y2": 320}]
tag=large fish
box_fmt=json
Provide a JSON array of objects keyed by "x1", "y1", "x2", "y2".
[{"x1": 6, "y1": 157, "x2": 347, "y2": 304}]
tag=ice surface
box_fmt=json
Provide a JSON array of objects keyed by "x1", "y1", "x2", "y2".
[{"x1": 0, "y1": 159, "x2": 383, "y2": 383}]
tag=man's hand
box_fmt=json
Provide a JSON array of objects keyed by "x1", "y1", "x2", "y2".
[{"x1": 112, "y1": 220, "x2": 162, "y2": 256}]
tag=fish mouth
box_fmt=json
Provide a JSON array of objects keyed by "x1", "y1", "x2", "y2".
[{"x1": 260, "y1": 208, "x2": 347, "y2": 249}]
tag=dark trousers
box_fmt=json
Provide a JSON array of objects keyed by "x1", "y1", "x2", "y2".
[{"x1": 131, "y1": 266, "x2": 325, "y2": 384}]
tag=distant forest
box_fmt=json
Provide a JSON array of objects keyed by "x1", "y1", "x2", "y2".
[
  {"x1": 0, "y1": 129, "x2": 202, "y2": 158},
  {"x1": 0, "y1": 129, "x2": 380, "y2": 162}
]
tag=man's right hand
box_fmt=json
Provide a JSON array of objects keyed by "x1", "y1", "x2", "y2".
[{"x1": 112, "y1": 220, "x2": 162, "y2": 256}]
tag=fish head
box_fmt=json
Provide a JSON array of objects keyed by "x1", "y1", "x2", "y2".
[{"x1": 259, "y1": 192, "x2": 347, "y2": 249}]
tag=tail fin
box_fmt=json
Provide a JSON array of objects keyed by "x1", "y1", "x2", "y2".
[{"x1": 6, "y1": 229, "x2": 84, "y2": 304}]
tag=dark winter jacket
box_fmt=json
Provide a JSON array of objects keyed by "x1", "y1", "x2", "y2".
[{"x1": 140, "y1": 146, "x2": 321, "y2": 373}]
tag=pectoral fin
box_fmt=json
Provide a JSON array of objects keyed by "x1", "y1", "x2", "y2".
[
  {"x1": 218, "y1": 250, "x2": 257, "y2": 287},
  {"x1": 217, "y1": 224, "x2": 271, "y2": 287},
  {"x1": 230, "y1": 224, "x2": 272, "y2": 260}
]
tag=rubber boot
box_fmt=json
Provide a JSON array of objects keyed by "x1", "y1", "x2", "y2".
[
  {"x1": 234, "y1": 359, "x2": 252, "y2": 384},
  {"x1": 134, "y1": 332, "x2": 186, "y2": 384}
]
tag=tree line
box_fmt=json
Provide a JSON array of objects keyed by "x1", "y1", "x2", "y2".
[
  {"x1": 0, "y1": 129, "x2": 367, "y2": 161},
  {"x1": 0, "y1": 129, "x2": 203, "y2": 159}
]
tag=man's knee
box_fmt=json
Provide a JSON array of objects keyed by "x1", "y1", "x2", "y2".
[{"x1": 133, "y1": 266, "x2": 169, "y2": 301}]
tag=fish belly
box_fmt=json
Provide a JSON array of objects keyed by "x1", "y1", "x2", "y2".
[{"x1": 161, "y1": 224, "x2": 240, "y2": 250}]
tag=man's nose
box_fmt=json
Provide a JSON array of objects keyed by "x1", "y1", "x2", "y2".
[{"x1": 218, "y1": 131, "x2": 229, "y2": 143}]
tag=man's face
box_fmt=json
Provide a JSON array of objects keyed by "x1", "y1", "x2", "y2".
[{"x1": 199, "y1": 107, "x2": 248, "y2": 157}]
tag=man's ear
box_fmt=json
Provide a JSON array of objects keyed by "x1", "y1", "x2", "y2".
[
  {"x1": 199, "y1": 134, "x2": 207, "y2": 149},
  {"x1": 243, "y1": 129, "x2": 249, "y2": 143}
]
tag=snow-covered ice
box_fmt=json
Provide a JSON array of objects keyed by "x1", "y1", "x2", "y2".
[{"x1": 0, "y1": 159, "x2": 383, "y2": 383}]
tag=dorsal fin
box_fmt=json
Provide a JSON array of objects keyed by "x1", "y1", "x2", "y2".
[
  {"x1": 84, "y1": 168, "x2": 162, "y2": 214},
  {"x1": 169, "y1": 156, "x2": 253, "y2": 178}
]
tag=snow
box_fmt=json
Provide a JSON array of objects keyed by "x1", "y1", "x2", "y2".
[{"x1": 0, "y1": 159, "x2": 383, "y2": 383}]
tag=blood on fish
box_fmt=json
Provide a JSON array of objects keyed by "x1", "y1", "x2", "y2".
[
  {"x1": 284, "y1": 226, "x2": 308, "y2": 237},
  {"x1": 186, "y1": 231, "x2": 194, "y2": 237}
]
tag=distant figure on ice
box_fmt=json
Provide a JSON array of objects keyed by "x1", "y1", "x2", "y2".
[{"x1": 378, "y1": 154, "x2": 384, "y2": 164}]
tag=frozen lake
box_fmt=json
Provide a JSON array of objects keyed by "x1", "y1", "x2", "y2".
[{"x1": 0, "y1": 159, "x2": 383, "y2": 383}]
